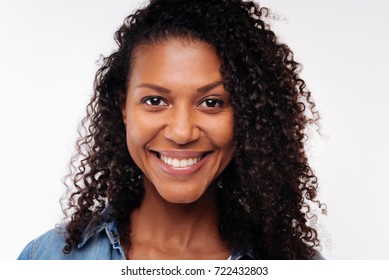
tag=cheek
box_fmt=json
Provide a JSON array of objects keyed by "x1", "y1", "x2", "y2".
[
  {"x1": 124, "y1": 113, "x2": 149, "y2": 154},
  {"x1": 124, "y1": 112, "x2": 164, "y2": 152},
  {"x1": 207, "y1": 114, "x2": 235, "y2": 147}
]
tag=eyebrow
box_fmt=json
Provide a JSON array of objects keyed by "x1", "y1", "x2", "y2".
[
  {"x1": 197, "y1": 81, "x2": 224, "y2": 93},
  {"x1": 136, "y1": 83, "x2": 171, "y2": 94},
  {"x1": 136, "y1": 80, "x2": 224, "y2": 94}
]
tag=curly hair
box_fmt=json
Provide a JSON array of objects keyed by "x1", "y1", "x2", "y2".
[{"x1": 63, "y1": 0, "x2": 324, "y2": 259}]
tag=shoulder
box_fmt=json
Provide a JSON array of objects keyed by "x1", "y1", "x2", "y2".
[
  {"x1": 17, "y1": 222, "x2": 123, "y2": 260},
  {"x1": 17, "y1": 226, "x2": 68, "y2": 260},
  {"x1": 311, "y1": 252, "x2": 325, "y2": 260}
]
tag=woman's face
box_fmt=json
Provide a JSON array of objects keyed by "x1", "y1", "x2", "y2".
[{"x1": 122, "y1": 39, "x2": 235, "y2": 204}]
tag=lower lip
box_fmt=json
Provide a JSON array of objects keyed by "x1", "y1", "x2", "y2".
[{"x1": 153, "y1": 153, "x2": 209, "y2": 176}]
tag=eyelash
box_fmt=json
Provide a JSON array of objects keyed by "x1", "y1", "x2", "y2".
[
  {"x1": 142, "y1": 96, "x2": 168, "y2": 106},
  {"x1": 199, "y1": 98, "x2": 225, "y2": 108},
  {"x1": 141, "y1": 96, "x2": 225, "y2": 108}
]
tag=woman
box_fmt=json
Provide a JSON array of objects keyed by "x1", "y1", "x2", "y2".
[{"x1": 18, "y1": 0, "x2": 325, "y2": 260}]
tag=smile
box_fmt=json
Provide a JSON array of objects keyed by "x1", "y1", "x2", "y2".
[
  {"x1": 151, "y1": 150, "x2": 211, "y2": 176},
  {"x1": 159, "y1": 155, "x2": 202, "y2": 168}
]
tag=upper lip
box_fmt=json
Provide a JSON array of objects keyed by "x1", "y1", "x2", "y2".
[{"x1": 150, "y1": 150, "x2": 212, "y2": 159}]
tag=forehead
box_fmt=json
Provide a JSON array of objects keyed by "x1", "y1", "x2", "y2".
[
  {"x1": 129, "y1": 38, "x2": 222, "y2": 84},
  {"x1": 134, "y1": 38, "x2": 220, "y2": 66}
]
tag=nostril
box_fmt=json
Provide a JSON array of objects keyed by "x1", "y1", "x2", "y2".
[{"x1": 163, "y1": 120, "x2": 201, "y2": 145}]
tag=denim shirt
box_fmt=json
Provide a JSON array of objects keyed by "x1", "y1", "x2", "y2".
[
  {"x1": 18, "y1": 207, "x2": 323, "y2": 260},
  {"x1": 17, "y1": 207, "x2": 255, "y2": 260}
]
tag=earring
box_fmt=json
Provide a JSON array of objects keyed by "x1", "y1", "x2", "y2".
[
  {"x1": 130, "y1": 172, "x2": 142, "y2": 182},
  {"x1": 217, "y1": 178, "x2": 223, "y2": 189}
]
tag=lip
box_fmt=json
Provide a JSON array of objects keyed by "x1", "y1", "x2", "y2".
[
  {"x1": 156, "y1": 150, "x2": 209, "y2": 159},
  {"x1": 151, "y1": 150, "x2": 211, "y2": 176}
]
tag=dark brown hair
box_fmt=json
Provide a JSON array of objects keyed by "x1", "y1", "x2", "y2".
[{"x1": 63, "y1": 0, "x2": 324, "y2": 259}]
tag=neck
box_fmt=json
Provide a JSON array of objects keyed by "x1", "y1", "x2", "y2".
[
  {"x1": 133, "y1": 180, "x2": 219, "y2": 244},
  {"x1": 127, "y1": 179, "x2": 229, "y2": 259}
]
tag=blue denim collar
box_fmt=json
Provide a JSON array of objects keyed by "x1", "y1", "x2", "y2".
[{"x1": 231, "y1": 247, "x2": 256, "y2": 260}]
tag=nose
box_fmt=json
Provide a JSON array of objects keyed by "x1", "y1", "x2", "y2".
[{"x1": 163, "y1": 105, "x2": 201, "y2": 145}]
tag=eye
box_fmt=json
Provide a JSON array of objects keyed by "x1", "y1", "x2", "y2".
[
  {"x1": 142, "y1": 96, "x2": 168, "y2": 106},
  {"x1": 199, "y1": 98, "x2": 225, "y2": 108}
]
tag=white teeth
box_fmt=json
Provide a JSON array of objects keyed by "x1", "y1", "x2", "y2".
[
  {"x1": 172, "y1": 158, "x2": 179, "y2": 168},
  {"x1": 160, "y1": 155, "x2": 201, "y2": 168},
  {"x1": 179, "y1": 159, "x2": 187, "y2": 168}
]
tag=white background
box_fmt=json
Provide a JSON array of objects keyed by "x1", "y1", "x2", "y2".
[{"x1": 0, "y1": 0, "x2": 388, "y2": 260}]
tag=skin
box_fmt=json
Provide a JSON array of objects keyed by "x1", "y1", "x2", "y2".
[{"x1": 122, "y1": 39, "x2": 235, "y2": 259}]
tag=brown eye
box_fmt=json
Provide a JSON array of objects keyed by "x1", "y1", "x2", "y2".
[
  {"x1": 199, "y1": 98, "x2": 224, "y2": 108},
  {"x1": 143, "y1": 97, "x2": 168, "y2": 106}
]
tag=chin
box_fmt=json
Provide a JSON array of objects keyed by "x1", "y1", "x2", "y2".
[
  {"x1": 159, "y1": 191, "x2": 204, "y2": 204},
  {"x1": 143, "y1": 174, "x2": 216, "y2": 205},
  {"x1": 156, "y1": 185, "x2": 208, "y2": 205}
]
